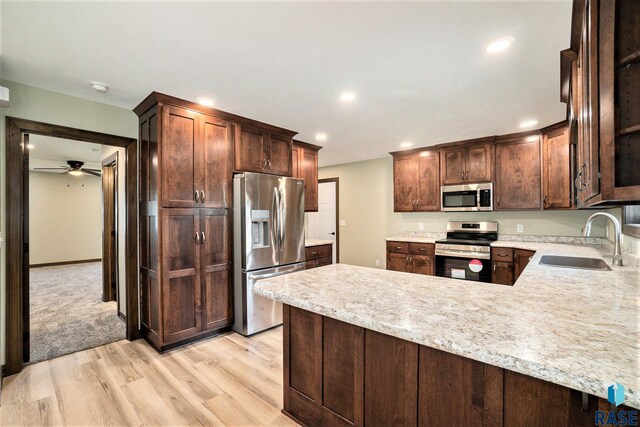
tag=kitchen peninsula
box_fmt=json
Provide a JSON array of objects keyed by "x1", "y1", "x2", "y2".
[{"x1": 254, "y1": 242, "x2": 639, "y2": 426}]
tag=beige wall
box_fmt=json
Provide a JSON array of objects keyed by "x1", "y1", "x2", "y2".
[
  {"x1": 0, "y1": 80, "x2": 138, "y2": 365},
  {"x1": 29, "y1": 171, "x2": 102, "y2": 264},
  {"x1": 102, "y1": 146, "x2": 127, "y2": 314},
  {"x1": 319, "y1": 157, "x2": 612, "y2": 268}
]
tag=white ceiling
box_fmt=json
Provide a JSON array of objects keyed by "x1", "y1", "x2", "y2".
[
  {"x1": 27, "y1": 134, "x2": 103, "y2": 172},
  {"x1": 2, "y1": 1, "x2": 572, "y2": 167}
]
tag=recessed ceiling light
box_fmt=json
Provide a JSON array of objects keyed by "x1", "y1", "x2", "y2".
[
  {"x1": 400, "y1": 141, "x2": 413, "y2": 148},
  {"x1": 91, "y1": 81, "x2": 108, "y2": 93},
  {"x1": 525, "y1": 135, "x2": 539, "y2": 142},
  {"x1": 197, "y1": 98, "x2": 215, "y2": 107},
  {"x1": 315, "y1": 133, "x2": 327, "y2": 142},
  {"x1": 486, "y1": 36, "x2": 515, "y2": 54},
  {"x1": 519, "y1": 119, "x2": 539, "y2": 129},
  {"x1": 340, "y1": 91, "x2": 357, "y2": 102}
]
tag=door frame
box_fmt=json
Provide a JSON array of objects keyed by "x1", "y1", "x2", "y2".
[
  {"x1": 318, "y1": 177, "x2": 340, "y2": 263},
  {"x1": 5, "y1": 117, "x2": 139, "y2": 375},
  {"x1": 101, "y1": 152, "x2": 119, "y2": 307}
]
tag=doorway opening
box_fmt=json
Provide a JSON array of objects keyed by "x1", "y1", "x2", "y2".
[
  {"x1": 5, "y1": 117, "x2": 139, "y2": 375},
  {"x1": 305, "y1": 178, "x2": 340, "y2": 263}
]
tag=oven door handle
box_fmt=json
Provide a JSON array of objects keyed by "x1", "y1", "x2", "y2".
[{"x1": 435, "y1": 250, "x2": 490, "y2": 260}]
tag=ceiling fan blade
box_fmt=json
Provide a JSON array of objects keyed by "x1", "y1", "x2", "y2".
[
  {"x1": 82, "y1": 169, "x2": 101, "y2": 177},
  {"x1": 83, "y1": 168, "x2": 102, "y2": 172},
  {"x1": 33, "y1": 167, "x2": 68, "y2": 170}
]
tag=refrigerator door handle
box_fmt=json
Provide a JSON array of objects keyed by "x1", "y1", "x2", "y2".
[
  {"x1": 272, "y1": 186, "x2": 281, "y2": 250},
  {"x1": 279, "y1": 188, "x2": 286, "y2": 253}
]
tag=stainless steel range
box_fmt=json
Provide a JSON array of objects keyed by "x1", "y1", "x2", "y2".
[{"x1": 435, "y1": 221, "x2": 498, "y2": 282}]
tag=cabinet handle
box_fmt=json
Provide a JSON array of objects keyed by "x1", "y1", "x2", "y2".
[
  {"x1": 406, "y1": 255, "x2": 410, "y2": 265},
  {"x1": 195, "y1": 233, "x2": 200, "y2": 245},
  {"x1": 395, "y1": 246, "x2": 402, "y2": 250},
  {"x1": 493, "y1": 264, "x2": 496, "y2": 272},
  {"x1": 201, "y1": 232, "x2": 206, "y2": 243},
  {"x1": 543, "y1": 194, "x2": 548, "y2": 206},
  {"x1": 194, "y1": 190, "x2": 200, "y2": 203},
  {"x1": 267, "y1": 159, "x2": 272, "y2": 170},
  {"x1": 311, "y1": 251, "x2": 318, "y2": 256},
  {"x1": 461, "y1": 171, "x2": 465, "y2": 180},
  {"x1": 465, "y1": 171, "x2": 469, "y2": 180},
  {"x1": 497, "y1": 196, "x2": 501, "y2": 206},
  {"x1": 200, "y1": 190, "x2": 205, "y2": 203},
  {"x1": 497, "y1": 253, "x2": 508, "y2": 257},
  {"x1": 419, "y1": 248, "x2": 425, "y2": 251}
]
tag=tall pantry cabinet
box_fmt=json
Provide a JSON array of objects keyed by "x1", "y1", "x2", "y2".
[{"x1": 136, "y1": 93, "x2": 234, "y2": 351}]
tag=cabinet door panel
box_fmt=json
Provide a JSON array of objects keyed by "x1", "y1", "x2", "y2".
[
  {"x1": 491, "y1": 261, "x2": 513, "y2": 286},
  {"x1": 268, "y1": 134, "x2": 293, "y2": 176},
  {"x1": 387, "y1": 253, "x2": 410, "y2": 272},
  {"x1": 162, "y1": 209, "x2": 200, "y2": 343},
  {"x1": 199, "y1": 116, "x2": 232, "y2": 208},
  {"x1": 412, "y1": 255, "x2": 434, "y2": 276},
  {"x1": 234, "y1": 125, "x2": 267, "y2": 173},
  {"x1": 467, "y1": 143, "x2": 493, "y2": 182},
  {"x1": 292, "y1": 145, "x2": 300, "y2": 178},
  {"x1": 417, "y1": 151, "x2": 440, "y2": 211},
  {"x1": 161, "y1": 106, "x2": 197, "y2": 207},
  {"x1": 289, "y1": 307, "x2": 322, "y2": 402},
  {"x1": 302, "y1": 148, "x2": 318, "y2": 211},
  {"x1": 543, "y1": 127, "x2": 572, "y2": 209},
  {"x1": 514, "y1": 250, "x2": 535, "y2": 281},
  {"x1": 440, "y1": 147, "x2": 466, "y2": 185},
  {"x1": 200, "y1": 209, "x2": 232, "y2": 331},
  {"x1": 393, "y1": 155, "x2": 419, "y2": 211},
  {"x1": 495, "y1": 136, "x2": 542, "y2": 210},
  {"x1": 364, "y1": 330, "x2": 418, "y2": 426}
]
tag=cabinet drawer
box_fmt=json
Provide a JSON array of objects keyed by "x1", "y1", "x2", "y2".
[
  {"x1": 305, "y1": 244, "x2": 332, "y2": 260},
  {"x1": 491, "y1": 247, "x2": 514, "y2": 262},
  {"x1": 386, "y1": 241, "x2": 409, "y2": 254},
  {"x1": 409, "y1": 243, "x2": 434, "y2": 256},
  {"x1": 305, "y1": 256, "x2": 332, "y2": 269}
]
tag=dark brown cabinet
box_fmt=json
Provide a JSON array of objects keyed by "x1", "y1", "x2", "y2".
[
  {"x1": 160, "y1": 106, "x2": 232, "y2": 209},
  {"x1": 284, "y1": 305, "x2": 601, "y2": 427},
  {"x1": 234, "y1": 124, "x2": 294, "y2": 176},
  {"x1": 542, "y1": 122, "x2": 573, "y2": 209},
  {"x1": 305, "y1": 244, "x2": 333, "y2": 270},
  {"x1": 293, "y1": 140, "x2": 322, "y2": 212},
  {"x1": 495, "y1": 131, "x2": 543, "y2": 210},
  {"x1": 439, "y1": 138, "x2": 494, "y2": 185},
  {"x1": 391, "y1": 149, "x2": 440, "y2": 212},
  {"x1": 491, "y1": 247, "x2": 535, "y2": 286},
  {"x1": 567, "y1": 0, "x2": 640, "y2": 206},
  {"x1": 386, "y1": 241, "x2": 435, "y2": 275}
]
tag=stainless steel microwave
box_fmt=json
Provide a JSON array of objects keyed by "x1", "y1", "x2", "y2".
[{"x1": 441, "y1": 183, "x2": 493, "y2": 212}]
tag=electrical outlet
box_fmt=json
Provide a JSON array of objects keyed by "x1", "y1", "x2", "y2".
[
  {"x1": 418, "y1": 223, "x2": 424, "y2": 231},
  {"x1": 517, "y1": 224, "x2": 524, "y2": 233},
  {"x1": 375, "y1": 259, "x2": 380, "y2": 267}
]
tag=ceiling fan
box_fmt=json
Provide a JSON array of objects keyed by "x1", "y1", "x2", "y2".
[{"x1": 34, "y1": 160, "x2": 101, "y2": 177}]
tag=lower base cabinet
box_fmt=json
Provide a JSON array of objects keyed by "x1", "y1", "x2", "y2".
[
  {"x1": 305, "y1": 244, "x2": 333, "y2": 269},
  {"x1": 283, "y1": 305, "x2": 619, "y2": 427},
  {"x1": 386, "y1": 241, "x2": 435, "y2": 275},
  {"x1": 492, "y1": 247, "x2": 536, "y2": 286}
]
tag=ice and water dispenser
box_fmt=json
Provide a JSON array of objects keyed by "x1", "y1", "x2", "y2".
[{"x1": 251, "y1": 210, "x2": 270, "y2": 248}]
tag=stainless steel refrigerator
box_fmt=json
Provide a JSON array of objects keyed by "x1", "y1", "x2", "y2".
[{"x1": 232, "y1": 172, "x2": 305, "y2": 336}]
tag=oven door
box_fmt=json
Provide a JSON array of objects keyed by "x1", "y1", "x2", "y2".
[{"x1": 435, "y1": 255, "x2": 491, "y2": 283}]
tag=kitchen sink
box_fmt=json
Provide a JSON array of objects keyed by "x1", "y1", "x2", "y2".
[{"x1": 539, "y1": 255, "x2": 612, "y2": 271}]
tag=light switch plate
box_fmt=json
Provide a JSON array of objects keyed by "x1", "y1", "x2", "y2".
[
  {"x1": 339, "y1": 219, "x2": 346, "y2": 226},
  {"x1": 375, "y1": 259, "x2": 380, "y2": 267},
  {"x1": 418, "y1": 223, "x2": 424, "y2": 230},
  {"x1": 517, "y1": 224, "x2": 524, "y2": 233}
]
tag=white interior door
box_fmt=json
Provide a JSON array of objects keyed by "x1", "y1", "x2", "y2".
[{"x1": 306, "y1": 181, "x2": 337, "y2": 263}]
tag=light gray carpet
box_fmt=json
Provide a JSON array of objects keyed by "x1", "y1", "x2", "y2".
[{"x1": 29, "y1": 262, "x2": 126, "y2": 364}]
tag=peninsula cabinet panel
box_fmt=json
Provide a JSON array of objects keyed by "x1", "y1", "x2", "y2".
[
  {"x1": 418, "y1": 346, "x2": 503, "y2": 427},
  {"x1": 161, "y1": 106, "x2": 198, "y2": 208},
  {"x1": 542, "y1": 123, "x2": 572, "y2": 209},
  {"x1": 364, "y1": 330, "x2": 418, "y2": 426},
  {"x1": 495, "y1": 132, "x2": 542, "y2": 210}
]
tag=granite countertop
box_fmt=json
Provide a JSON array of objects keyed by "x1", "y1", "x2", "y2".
[
  {"x1": 254, "y1": 242, "x2": 640, "y2": 408},
  {"x1": 305, "y1": 239, "x2": 335, "y2": 247}
]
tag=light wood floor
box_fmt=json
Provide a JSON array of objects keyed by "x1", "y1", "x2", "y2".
[{"x1": 0, "y1": 327, "x2": 298, "y2": 427}]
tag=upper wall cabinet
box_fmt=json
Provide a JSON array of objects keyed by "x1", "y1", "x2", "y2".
[
  {"x1": 542, "y1": 122, "x2": 573, "y2": 209},
  {"x1": 439, "y1": 138, "x2": 495, "y2": 185},
  {"x1": 495, "y1": 131, "x2": 542, "y2": 211},
  {"x1": 292, "y1": 140, "x2": 322, "y2": 212},
  {"x1": 234, "y1": 125, "x2": 294, "y2": 176},
  {"x1": 567, "y1": 0, "x2": 640, "y2": 206},
  {"x1": 391, "y1": 148, "x2": 440, "y2": 212},
  {"x1": 160, "y1": 106, "x2": 232, "y2": 209}
]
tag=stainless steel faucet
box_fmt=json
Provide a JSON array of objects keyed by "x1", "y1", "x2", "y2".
[{"x1": 583, "y1": 212, "x2": 623, "y2": 266}]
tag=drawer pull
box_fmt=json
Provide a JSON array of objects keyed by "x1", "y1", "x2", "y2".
[
  {"x1": 419, "y1": 248, "x2": 425, "y2": 251},
  {"x1": 311, "y1": 251, "x2": 318, "y2": 256},
  {"x1": 496, "y1": 253, "x2": 509, "y2": 257},
  {"x1": 395, "y1": 246, "x2": 402, "y2": 250}
]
